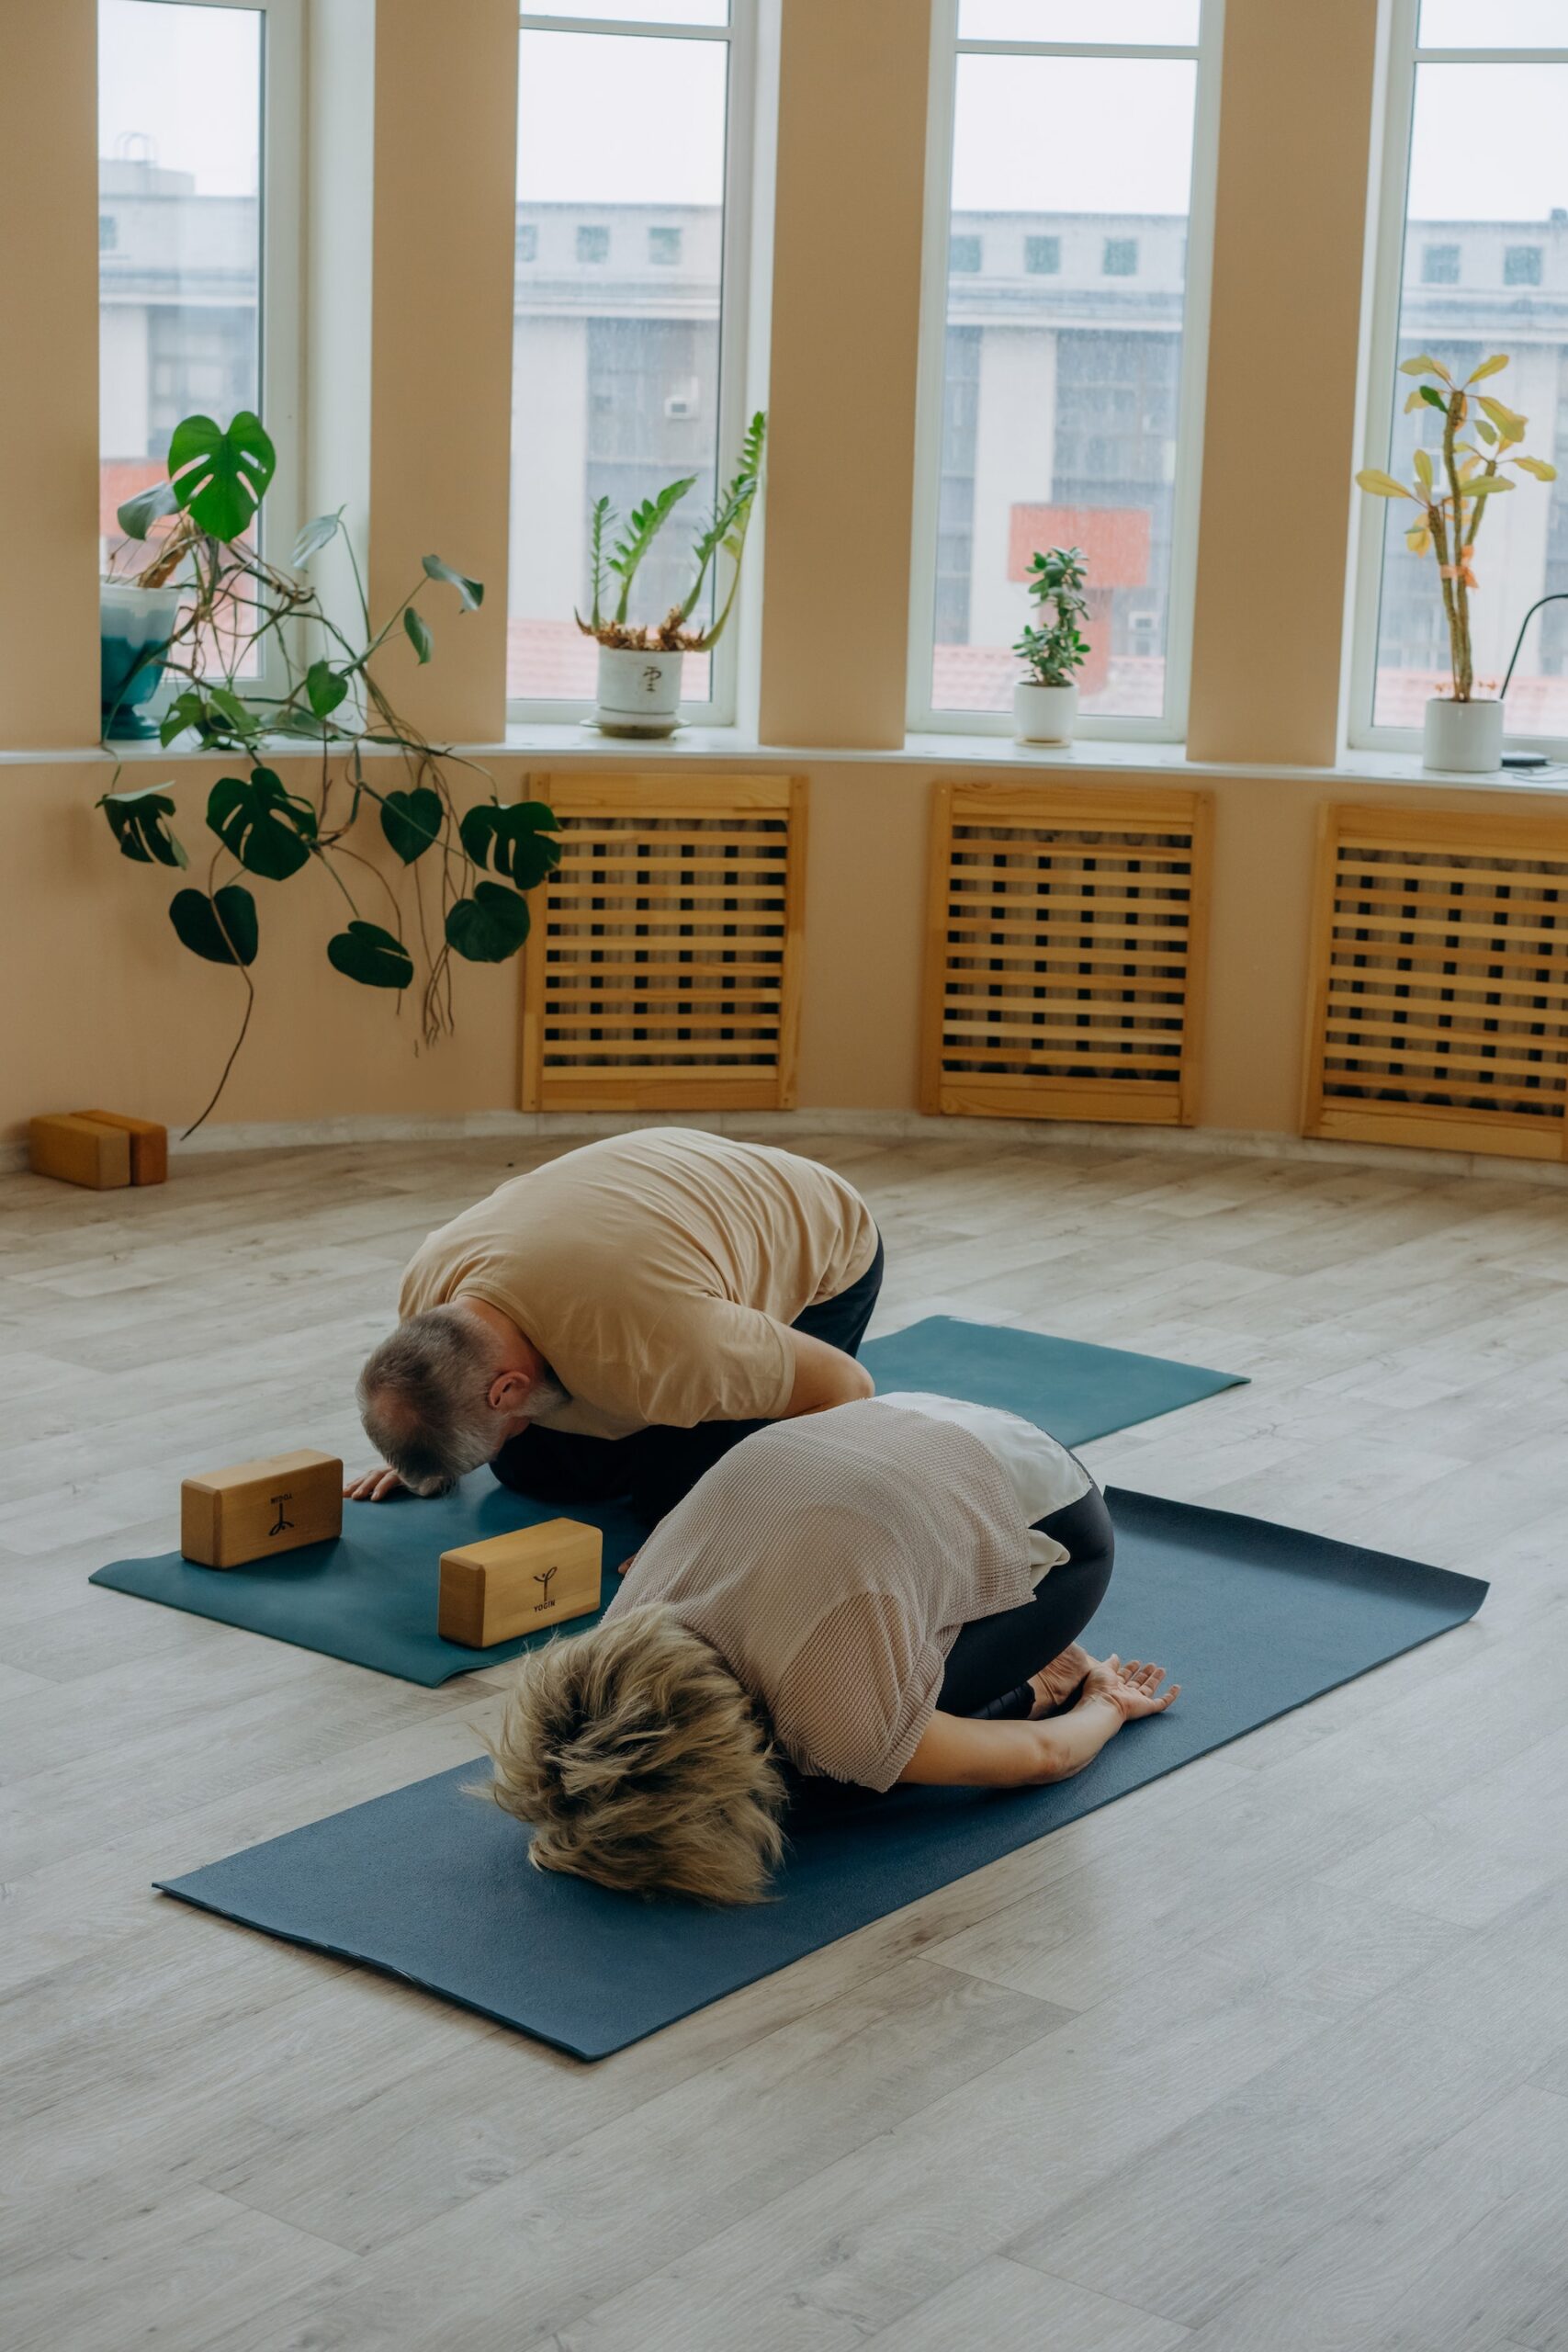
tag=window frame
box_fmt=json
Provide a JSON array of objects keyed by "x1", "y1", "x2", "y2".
[
  {"x1": 507, "y1": 4, "x2": 757, "y2": 729},
  {"x1": 905, "y1": 0, "x2": 1224, "y2": 745},
  {"x1": 98, "y1": 0, "x2": 304, "y2": 701},
  {"x1": 1348, "y1": 0, "x2": 1568, "y2": 758}
]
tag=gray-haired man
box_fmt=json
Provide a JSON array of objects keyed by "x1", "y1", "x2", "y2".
[{"x1": 348, "y1": 1126, "x2": 884, "y2": 1526}]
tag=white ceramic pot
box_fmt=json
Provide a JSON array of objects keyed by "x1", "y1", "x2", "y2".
[
  {"x1": 1013, "y1": 678, "x2": 1078, "y2": 746},
  {"x1": 594, "y1": 645, "x2": 684, "y2": 737},
  {"x1": 100, "y1": 581, "x2": 184, "y2": 740},
  {"x1": 1422, "y1": 695, "x2": 1504, "y2": 775}
]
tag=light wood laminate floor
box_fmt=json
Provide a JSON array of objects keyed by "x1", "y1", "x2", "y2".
[{"x1": 3, "y1": 1131, "x2": 1566, "y2": 2352}]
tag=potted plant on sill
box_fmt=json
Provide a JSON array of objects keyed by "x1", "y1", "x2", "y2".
[
  {"x1": 577, "y1": 411, "x2": 765, "y2": 736},
  {"x1": 1012, "y1": 544, "x2": 1089, "y2": 745},
  {"x1": 1357, "y1": 351, "x2": 1557, "y2": 773},
  {"x1": 96, "y1": 407, "x2": 558, "y2": 1135}
]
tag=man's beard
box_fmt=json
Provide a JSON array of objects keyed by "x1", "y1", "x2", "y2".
[{"x1": 523, "y1": 1369, "x2": 571, "y2": 1421}]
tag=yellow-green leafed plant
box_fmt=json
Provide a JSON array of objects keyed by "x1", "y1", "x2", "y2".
[{"x1": 1358, "y1": 351, "x2": 1557, "y2": 703}]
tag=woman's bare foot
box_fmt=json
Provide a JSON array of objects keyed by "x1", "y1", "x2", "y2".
[{"x1": 1027, "y1": 1641, "x2": 1092, "y2": 1717}]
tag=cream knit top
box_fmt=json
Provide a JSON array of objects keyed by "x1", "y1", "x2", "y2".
[{"x1": 606, "y1": 1398, "x2": 1037, "y2": 1791}]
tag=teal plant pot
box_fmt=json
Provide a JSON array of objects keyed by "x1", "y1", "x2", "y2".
[{"x1": 101, "y1": 582, "x2": 182, "y2": 741}]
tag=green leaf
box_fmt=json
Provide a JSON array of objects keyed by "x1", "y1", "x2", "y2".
[
  {"x1": 117, "y1": 479, "x2": 179, "y2": 540},
  {"x1": 421, "y1": 554, "x2": 484, "y2": 612},
  {"x1": 306, "y1": 660, "x2": 349, "y2": 718},
  {"x1": 608, "y1": 477, "x2": 697, "y2": 621},
  {"x1": 167, "y1": 411, "x2": 276, "y2": 543},
  {"x1": 206, "y1": 766, "x2": 318, "y2": 882},
  {"x1": 327, "y1": 921, "x2": 414, "y2": 989},
  {"x1": 1465, "y1": 474, "x2": 1514, "y2": 497},
  {"x1": 169, "y1": 883, "x2": 257, "y2": 967},
  {"x1": 159, "y1": 689, "x2": 209, "y2": 747},
  {"x1": 206, "y1": 684, "x2": 260, "y2": 738},
  {"x1": 403, "y1": 606, "x2": 433, "y2": 663},
  {"x1": 1513, "y1": 455, "x2": 1559, "y2": 481},
  {"x1": 291, "y1": 510, "x2": 343, "y2": 566},
  {"x1": 379, "y1": 786, "x2": 443, "y2": 865},
  {"x1": 98, "y1": 782, "x2": 187, "y2": 869},
  {"x1": 457, "y1": 798, "x2": 559, "y2": 888},
  {"x1": 1419, "y1": 385, "x2": 1448, "y2": 413},
  {"x1": 445, "y1": 881, "x2": 533, "y2": 963}
]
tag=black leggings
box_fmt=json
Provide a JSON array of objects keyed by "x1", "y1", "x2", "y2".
[
  {"x1": 491, "y1": 1234, "x2": 886, "y2": 1526},
  {"x1": 936, "y1": 1483, "x2": 1116, "y2": 1723}
]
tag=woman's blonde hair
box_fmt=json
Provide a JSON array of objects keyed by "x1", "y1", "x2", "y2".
[{"x1": 483, "y1": 1603, "x2": 787, "y2": 1905}]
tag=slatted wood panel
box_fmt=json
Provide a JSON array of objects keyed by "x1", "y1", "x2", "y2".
[
  {"x1": 520, "y1": 774, "x2": 807, "y2": 1113},
  {"x1": 922, "y1": 783, "x2": 1213, "y2": 1125},
  {"x1": 1303, "y1": 805, "x2": 1568, "y2": 1162}
]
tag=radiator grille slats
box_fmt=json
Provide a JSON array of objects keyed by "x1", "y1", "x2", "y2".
[
  {"x1": 1303, "y1": 807, "x2": 1568, "y2": 1162},
  {"x1": 520, "y1": 775, "x2": 806, "y2": 1113},
  {"x1": 922, "y1": 784, "x2": 1212, "y2": 1125}
]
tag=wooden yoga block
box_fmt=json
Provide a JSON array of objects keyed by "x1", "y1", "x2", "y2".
[
  {"x1": 73, "y1": 1109, "x2": 168, "y2": 1186},
  {"x1": 438, "y1": 1519, "x2": 604, "y2": 1648},
  {"x1": 181, "y1": 1449, "x2": 344, "y2": 1569},
  {"x1": 28, "y1": 1114, "x2": 131, "y2": 1190}
]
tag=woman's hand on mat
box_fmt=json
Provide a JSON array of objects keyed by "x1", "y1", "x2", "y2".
[
  {"x1": 1081, "y1": 1654, "x2": 1179, "y2": 1722},
  {"x1": 1028, "y1": 1643, "x2": 1091, "y2": 1716},
  {"x1": 344, "y1": 1464, "x2": 410, "y2": 1503}
]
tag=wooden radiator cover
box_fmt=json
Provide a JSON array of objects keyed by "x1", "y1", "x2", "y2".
[
  {"x1": 922, "y1": 783, "x2": 1213, "y2": 1125},
  {"x1": 1303, "y1": 805, "x2": 1568, "y2": 1162},
  {"x1": 520, "y1": 774, "x2": 807, "y2": 1114}
]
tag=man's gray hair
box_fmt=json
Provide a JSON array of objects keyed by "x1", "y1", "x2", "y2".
[{"x1": 357, "y1": 1306, "x2": 503, "y2": 1494}]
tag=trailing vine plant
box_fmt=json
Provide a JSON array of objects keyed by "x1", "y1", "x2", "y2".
[{"x1": 98, "y1": 411, "x2": 558, "y2": 1135}]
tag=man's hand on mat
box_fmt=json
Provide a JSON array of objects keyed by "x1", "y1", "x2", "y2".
[
  {"x1": 1081, "y1": 1654, "x2": 1179, "y2": 1722},
  {"x1": 344, "y1": 1464, "x2": 411, "y2": 1502},
  {"x1": 1028, "y1": 1643, "x2": 1091, "y2": 1715}
]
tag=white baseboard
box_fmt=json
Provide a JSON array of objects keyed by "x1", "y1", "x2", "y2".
[{"x1": 6, "y1": 1105, "x2": 1567, "y2": 1187}]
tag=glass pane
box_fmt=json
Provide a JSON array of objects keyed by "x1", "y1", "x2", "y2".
[
  {"x1": 510, "y1": 28, "x2": 728, "y2": 704},
  {"x1": 929, "y1": 53, "x2": 1197, "y2": 719},
  {"x1": 959, "y1": 2, "x2": 1200, "y2": 45},
  {"x1": 522, "y1": 3, "x2": 729, "y2": 28},
  {"x1": 99, "y1": 0, "x2": 263, "y2": 598},
  {"x1": 1419, "y1": 2, "x2": 1568, "y2": 49},
  {"x1": 1371, "y1": 63, "x2": 1568, "y2": 735}
]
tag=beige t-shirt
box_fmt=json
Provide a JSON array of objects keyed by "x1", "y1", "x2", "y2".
[
  {"x1": 398, "y1": 1128, "x2": 878, "y2": 1440},
  {"x1": 607, "y1": 1399, "x2": 1036, "y2": 1792}
]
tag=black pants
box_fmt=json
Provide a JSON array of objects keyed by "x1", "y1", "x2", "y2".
[
  {"x1": 491, "y1": 1233, "x2": 886, "y2": 1526},
  {"x1": 938, "y1": 1482, "x2": 1116, "y2": 1720}
]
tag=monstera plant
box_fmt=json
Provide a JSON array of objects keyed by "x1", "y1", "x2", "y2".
[{"x1": 99, "y1": 412, "x2": 558, "y2": 1133}]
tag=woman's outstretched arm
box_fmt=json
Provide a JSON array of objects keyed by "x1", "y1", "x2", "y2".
[{"x1": 897, "y1": 1657, "x2": 1178, "y2": 1789}]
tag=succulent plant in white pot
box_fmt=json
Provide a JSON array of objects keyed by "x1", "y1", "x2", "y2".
[
  {"x1": 1357, "y1": 351, "x2": 1557, "y2": 773},
  {"x1": 578, "y1": 412, "x2": 765, "y2": 736},
  {"x1": 1012, "y1": 545, "x2": 1089, "y2": 745}
]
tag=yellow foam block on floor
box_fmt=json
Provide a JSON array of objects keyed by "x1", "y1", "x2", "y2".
[
  {"x1": 181, "y1": 1449, "x2": 344, "y2": 1569},
  {"x1": 28, "y1": 1114, "x2": 131, "y2": 1190},
  {"x1": 73, "y1": 1110, "x2": 168, "y2": 1186},
  {"x1": 438, "y1": 1519, "x2": 604, "y2": 1647}
]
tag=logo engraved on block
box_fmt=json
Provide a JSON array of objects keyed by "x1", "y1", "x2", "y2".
[
  {"x1": 533, "y1": 1564, "x2": 558, "y2": 1612},
  {"x1": 268, "y1": 1491, "x2": 295, "y2": 1536}
]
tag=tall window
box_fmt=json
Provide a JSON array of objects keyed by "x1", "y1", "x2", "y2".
[
  {"x1": 509, "y1": 4, "x2": 753, "y2": 718},
  {"x1": 97, "y1": 0, "x2": 300, "y2": 601},
  {"x1": 1355, "y1": 1, "x2": 1568, "y2": 747},
  {"x1": 908, "y1": 0, "x2": 1220, "y2": 738}
]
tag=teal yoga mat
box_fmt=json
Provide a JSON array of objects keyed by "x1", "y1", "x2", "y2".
[
  {"x1": 157, "y1": 1487, "x2": 1485, "y2": 2060},
  {"x1": 90, "y1": 1316, "x2": 1246, "y2": 1687}
]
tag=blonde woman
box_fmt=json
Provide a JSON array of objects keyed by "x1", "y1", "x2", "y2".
[{"x1": 485, "y1": 1393, "x2": 1179, "y2": 1905}]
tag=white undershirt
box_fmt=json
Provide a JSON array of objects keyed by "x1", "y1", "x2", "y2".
[{"x1": 871, "y1": 1392, "x2": 1093, "y2": 1581}]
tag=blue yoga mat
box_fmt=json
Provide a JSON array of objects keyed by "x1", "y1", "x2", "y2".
[
  {"x1": 89, "y1": 1317, "x2": 1246, "y2": 1687},
  {"x1": 157, "y1": 1487, "x2": 1485, "y2": 2060}
]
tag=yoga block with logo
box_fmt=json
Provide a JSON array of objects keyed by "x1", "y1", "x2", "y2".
[
  {"x1": 28, "y1": 1114, "x2": 131, "y2": 1190},
  {"x1": 437, "y1": 1519, "x2": 603, "y2": 1647},
  {"x1": 181, "y1": 1450, "x2": 344, "y2": 1569}
]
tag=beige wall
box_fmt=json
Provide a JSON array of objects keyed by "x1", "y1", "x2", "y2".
[
  {"x1": 6, "y1": 0, "x2": 1567, "y2": 1159},
  {"x1": 5, "y1": 749, "x2": 1558, "y2": 1146}
]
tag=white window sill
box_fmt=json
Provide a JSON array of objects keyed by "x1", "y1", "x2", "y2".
[{"x1": 13, "y1": 720, "x2": 1568, "y2": 795}]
